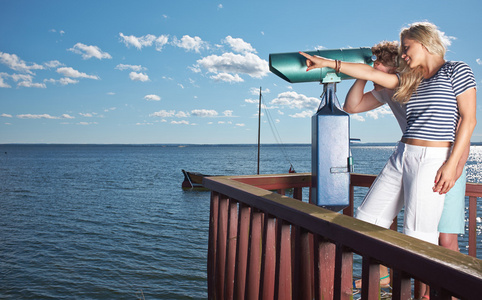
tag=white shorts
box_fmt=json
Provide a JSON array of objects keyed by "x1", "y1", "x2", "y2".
[{"x1": 356, "y1": 142, "x2": 451, "y2": 244}]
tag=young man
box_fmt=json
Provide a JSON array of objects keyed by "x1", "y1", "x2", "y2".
[{"x1": 344, "y1": 41, "x2": 469, "y2": 291}]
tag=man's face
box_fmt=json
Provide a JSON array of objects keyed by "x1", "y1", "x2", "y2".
[{"x1": 373, "y1": 61, "x2": 397, "y2": 90}]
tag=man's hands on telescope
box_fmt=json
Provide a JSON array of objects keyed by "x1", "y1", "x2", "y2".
[{"x1": 299, "y1": 52, "x2": 334, "y2": 71}]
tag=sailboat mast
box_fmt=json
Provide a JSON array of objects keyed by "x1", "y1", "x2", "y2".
[{"x1": 257, "y1": 87, "x2": 261, "y2": 175}]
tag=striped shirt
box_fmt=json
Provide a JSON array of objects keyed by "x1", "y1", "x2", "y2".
[{"x1": 402, "y1": 61, "x2": 476, "y2": 142}]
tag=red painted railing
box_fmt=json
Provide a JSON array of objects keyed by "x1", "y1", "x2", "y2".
[{"x1": 204, "y1": 173, "x2": 482, "y2": 300}]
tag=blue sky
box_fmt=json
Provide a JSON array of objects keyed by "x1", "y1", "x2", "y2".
[{"x1": 1, "y1": 0, "x2": 481, "y2": 144}]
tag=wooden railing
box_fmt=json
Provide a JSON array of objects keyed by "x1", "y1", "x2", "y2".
[{"x1": 204, "y1": 173, "x2": 482, "y2": 300}]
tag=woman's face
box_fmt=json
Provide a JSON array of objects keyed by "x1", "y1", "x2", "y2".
[{"x1": 401, "y1": 38, "x2": 425, "y2": 68}]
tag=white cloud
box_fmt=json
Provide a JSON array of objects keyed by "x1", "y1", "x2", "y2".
[
  {"x1": 171, "y1": 120, "x2": 190, "y2": 125},
  {"x1": 270, "y1": 91, "x2": 319, "y2": 110},
  {"x1": 9, "y1": 73, "x2": 46, "y2": 88},
  {"x1": 366, "y1": 106, "x2": 393, "y2": 119},
  {"x1": 16, "y1": 114, "x2": 63, "y2": 119},
  {"x1": 57, "y1": 67, "x2": 100, "y2": 80},
  {"x1": 77, "y1": 122, "x2": 98, "y2": 125},
  {"x1": 150, "y1": 110, "x2": 175, "y2": 118},
  {"x1": 191, "y1": 109, "x2": 218, "y2": 117},
  {"x1": 115, "y1": 64, "x2": 145, "y2": 71},
  {"x1": 289, "y1": 110, "x2": 314, "y2": 118},
  {"x1": 79, "y1": 113, "x2": 94, "y2": 117},
  {"x1": 1, "y1": 113, "x2": 12, "y2": 118},
  {"x1": 129, "y1": 72, "x2": 149, "y2": 82},
  {"x1": 218, "y1": 4, "x2": 223, "y2": 9},
  {"x1": 61, "y1": 114, "x2": 75, "y2": 119},
  {"x1": 44, "y1": 60, "x2": 64, "y2": 68},
  {"x1": 350, "y1": 114, "x2": 365, "y2": 122},
  {"x1": 223, "y1": 36, "x2": 256, "y2": 53},
  {"x1": 0, "y1": 73, "x2": 12, "y2": 88},
  {"x1": 223, "y1": 110, "x2": 233, "y2": 117},
  {"x1": 175, "y1": 111, "x2": 190, "y2": 118},
  {"x1": 68, "y1": 43, "x2": 112, "y2": 60},
  {"x1": 0, "y1": 52, "x2": 44, "y2": 74},
  {"x1": 155, "y1": 35, "x2": 169, "y2": 51},
  {"x1": 210, "y1": 72, "x2": 244, "y2": 83},
  {"x1": 235, "y1": 123, "x2": 245, "y2": 127},
  {"x1": 144, "y1": 94, "x2": 161, "y2": 101},
  {"x1": 196, "y1": 52, "x2": 268, "y2": 79},
  {"x1": 119, "y1": 33, "x2": 157, "y2": 49},
  {"x1": 172, "y1": 35, "x2": 208, "y2": 53},
  {"x1": 477, "y1": 58, "x2": 482, "y2": 65},
  {"x1": 245, "y1": 98, "x2": 258, "y2": 104},
  {"x1": 45, "y1": 77, "x2": 79, "y2": 86}
]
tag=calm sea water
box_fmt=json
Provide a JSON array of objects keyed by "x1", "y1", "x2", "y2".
[{"x1": 1, "y1": 144, "x2": 481, "y2": 299}]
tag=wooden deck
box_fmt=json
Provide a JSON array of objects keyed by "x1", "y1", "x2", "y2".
[{"x1": 203, "y1": 173, "x2": 482, "y2": 300}]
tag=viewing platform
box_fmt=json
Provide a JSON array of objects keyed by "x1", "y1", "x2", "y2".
[{"x1": 203, "y1": 173, "x2": 482, "y2": 300}]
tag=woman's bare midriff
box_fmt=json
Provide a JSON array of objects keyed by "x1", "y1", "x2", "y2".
[{"x1": 401, "y1": 137, "x2": 452, "y2": 148}]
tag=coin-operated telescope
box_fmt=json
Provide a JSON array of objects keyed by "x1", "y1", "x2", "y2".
[{"x1": 269, "y1": 48, "x2": 374, "y2": 212}]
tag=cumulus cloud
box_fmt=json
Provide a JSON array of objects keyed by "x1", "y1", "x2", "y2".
[
  {"x1": 366, "y1": 106, "x2": 393, "y2": 119},
  {"x1": 7, "y1": 73, "x2": 46, "y2": 88},
  {"x1": 1, "y1": 113, "x2": 13, "y2": 118},
  {"x1": 119, "y1": 33, "x2": 169, "y2": 51},
  {"x1": 191, "y1": 109, "x2": 218, "y2": 117},
  {"x1": 210, "y1": 72, "x2": 244, "y2": 83},
  {"x1": 172, "y1": 35, "x2": 208, "y2": 53},
  {"x1": 150, "y1": 110, "x2": 176, "y2": 118},
  {"x1": 223, "y1": 110, "x2": 233, "y2": 117},
  {"x1": 144, "y1": 94, "x2": 161, "y2": 101},
  {"x1": 16, "y1": 113, "x2": 73, "y2": 119},
  {"x1": 129, "y1": 72, "x2": 149, "y2": 82},
  {"x1": 223, "y1": 36, "x2": 256, "y2": 53},
  {"x1": 175, "y1": 111, "x2": 190, "y2": 118},
  {"x1": 68, "y1": 43, "x2": 112, "y2": 60},
  {"x1": 477, "y1": 58, "x2": 482, "y2": 65},
  {"x1": 171, "y1": 120, "x2": 190, "y2": 125},
  {"x1": 250, "y1": 87, "x2": 269, "y2": 95},
  {"x1": 44, "y1": 60, "x2": 64, "y2": 68},
  {"x1": 196, "y1": 52, "x2": 268, "y2": 80},
  {"x1": 350, "y1": 114, "x2": 365, "y2": 122},
  {"x1": 115, "y1": 64, "x2": 146, "y2": 71},
  {"x1": 0, "y1": 52, "x2": 44, "y2": 74},
  {"x1": 270, "y1": 91, "x2": 319, "y2": 110},
  {"x1": 57, "y1": 67, "x2": 100, "y2": 80},
  {"x1": 0, "y1": 73, "x2": 12, "y2": 88},
  {"x1": 289, "y1": 110, "x2": 314, "y2": 118},
  {"x1": 44, "y1": 77, "x2": 79, "y2": 86}
]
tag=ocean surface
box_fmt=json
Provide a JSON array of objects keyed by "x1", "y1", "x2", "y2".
[{"x1": 1, "y1": 144, "x2": 481, "y2": 299}]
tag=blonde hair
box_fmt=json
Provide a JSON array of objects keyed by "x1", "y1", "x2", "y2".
[{"x1": 393, "y1": 22, "x2": 447, "y2": 103}]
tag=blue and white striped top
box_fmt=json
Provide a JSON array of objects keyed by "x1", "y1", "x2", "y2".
[{"x1": 402, "y1": 61, "x2": 476, "y2": 142}]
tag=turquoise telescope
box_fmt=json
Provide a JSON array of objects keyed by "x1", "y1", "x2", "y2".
[{"x1": 269, "y1": 47, "x2": 374, "y2": 83}]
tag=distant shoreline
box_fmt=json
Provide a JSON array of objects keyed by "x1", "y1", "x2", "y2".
[{"x1": 2, "y1": 142, "x2": 482, "y2": 147}]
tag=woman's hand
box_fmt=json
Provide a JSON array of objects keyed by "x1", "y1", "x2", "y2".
[
  {"x1": 433, "y1": 161, "x2": 457, "y2": 194},
  {"x1": 299, "y1": 52, "x2": 334, "y2": 71}
]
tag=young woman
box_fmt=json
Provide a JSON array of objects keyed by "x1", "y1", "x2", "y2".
[{"x1": 300, "y1": 22, "x2": 477, "y2": 245}]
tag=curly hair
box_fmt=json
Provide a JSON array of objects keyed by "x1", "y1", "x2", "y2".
[{"x1": 371, "y1": 40, "x2": 399, "y2": 68}]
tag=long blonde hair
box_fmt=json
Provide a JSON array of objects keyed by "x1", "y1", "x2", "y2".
[{"x1": 393, "y1": 22, "x2": 447, "y2": 103}]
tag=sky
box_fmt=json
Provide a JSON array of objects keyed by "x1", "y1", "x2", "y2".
[{"x1": 1, "y1": 0, "x2": 482, "y2": 144}]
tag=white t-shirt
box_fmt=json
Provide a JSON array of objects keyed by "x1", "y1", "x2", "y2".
[{"x1": 370, "y1": 88, "x2": 407, "y2": 133}]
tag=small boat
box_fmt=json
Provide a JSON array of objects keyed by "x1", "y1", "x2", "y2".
[
  {"x1": 182, "y1": 169, "x2": 211, "y2": 190},
  {"x1": 182, "y1": 87, "x2": 295, "y2": 190}
]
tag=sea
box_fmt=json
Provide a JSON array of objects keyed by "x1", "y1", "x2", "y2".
[{"x1": 1, "y1": 144, "x2": 481, "y2": 299}]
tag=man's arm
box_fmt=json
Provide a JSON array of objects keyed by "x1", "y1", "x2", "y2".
[{"x1": 344, "y1": 79, "x2": 384, "y2": 113}]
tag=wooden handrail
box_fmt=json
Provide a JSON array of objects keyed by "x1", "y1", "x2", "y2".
[{"x1": 204, "y1": 173, "x2": 482, "y2": 300}]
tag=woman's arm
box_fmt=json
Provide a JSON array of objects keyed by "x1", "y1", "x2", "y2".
[
  {"x1": 344, "y1": 79, "x2": 384, "y2": 113},
  {"x1": 299, "y1": 52, "x2": 399, "y2": 89},
  {"x1": 433, "y1": 87, "x2": 477, "y2": 194}
]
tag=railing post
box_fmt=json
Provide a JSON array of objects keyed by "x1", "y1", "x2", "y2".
[
  {"x1": 224, "y1": 199, "x2": 239, "y2": 299},
  {"x1": 207, "y1": 191, "x2": 220, "y2": 300},
  {"x1": 245, "y1": 208, "x2": 263, "y2": 300},
  {"x1": 361, "y1": 256, "x2": 381, "y2": 300},
  {"x1": 333, "y1": 244, "x2": 353, "y2": 300},
  {"x1": 260, "y1": 214, "x2": 277, "y2": 299},
  {"x1": 234, "y1": 203, "x2": 251, "y2": 300},
  {"x1": 275, "y1": 219, "x2": 292, "y2": 299},
  {"x1": 313, "y1": 236, "x2": 335, "y2": 300},
  {"x1": 391, "y1": 269, "x2": 412, "y2": 300},
  {"x1": 215, "y1": 194, "x2": 229, "y2": 299},
  {"x1": 469, "y1": 196, "x2": 477, "y2": 257}
]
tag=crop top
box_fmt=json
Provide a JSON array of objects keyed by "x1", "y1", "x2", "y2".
[{"x1": 402, "y1": 61, "x2": 476, "y2": 142}]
